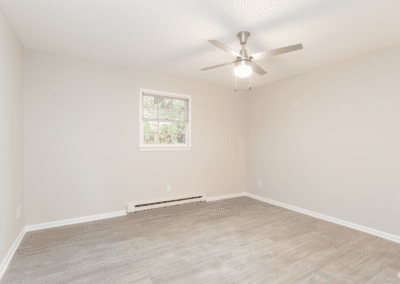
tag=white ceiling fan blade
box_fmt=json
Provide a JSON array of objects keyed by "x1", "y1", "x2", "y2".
[
  {"x1": 200, "y1": 61, "x2": 235, "y2": 71},
  {"x1": 251, "y1": 62, "x2": 267, "y2": 75},
  {"x1": 208, "y1": 40, "x2": 242, "y2": 57},
  {"x1": 251, "y1": 43, "x2": 303, "y2": 61}
]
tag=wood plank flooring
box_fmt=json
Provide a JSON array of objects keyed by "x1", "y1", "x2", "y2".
[{"x1": 1, "y1": 196, "x2": 400, "y2": 283}]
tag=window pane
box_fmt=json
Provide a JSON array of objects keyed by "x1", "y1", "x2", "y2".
[
  {"x1": 144, "y1": 121, "x2": 158, "y2": 132},
  {"x1": 172, "y1": 111, "x2": 185, "y2": 121},
  {"x1": 143, "y1": 107, "x2": 157, "y2": 119},
  {"x1": 172, "y1": 99, "x2": 185, "y2": 110},
  {"x1": 144, "y1": 133, "x2": 158, "y2": 144},
  {"x1": 159, "y1": 122, "x2": 173, "y2": 144},
  {"x1": 173, "y1": 133, "x2": 186, "y2": 144},
  {"x1": 158, "y1": 109, "x2": 171, "y2": 120},
  {"x1": 143, "y1": 95, "x2": 157, "y2": 107},
  {"x1": 171, "y1": 122, "x2": 186, "y2": 133},
  {"x1": 158, "y1": 98, "x2": 171, "y2": 109}
]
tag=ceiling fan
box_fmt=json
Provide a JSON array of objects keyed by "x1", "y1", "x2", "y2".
[{"x1": 200, "y1": 31, "x2": 303, "y2": 79}]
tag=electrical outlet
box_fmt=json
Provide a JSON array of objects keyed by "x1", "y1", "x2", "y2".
[
  {"x1": 258, "y1": 180, "x2": 261, "y2": 187},
  {"x1": 167, "y1": 185, "x2": 171, "y2": 192}
]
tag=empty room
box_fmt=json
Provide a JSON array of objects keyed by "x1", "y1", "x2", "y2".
[{"x1": 1, "y1": 0, "x2": 400, "y2": 283}]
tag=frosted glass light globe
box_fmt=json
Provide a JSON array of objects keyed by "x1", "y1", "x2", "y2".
[{"x1": 234, "y1": 61, "x2": 252, "y2": 78}]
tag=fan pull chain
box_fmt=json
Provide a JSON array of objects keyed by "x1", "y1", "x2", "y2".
[
  {"x1": 249, "y1": 74, "x2": 252, "y2": 90},
  {"x1": 235, "y1": 75, "x2": 237, "y2": 92}
]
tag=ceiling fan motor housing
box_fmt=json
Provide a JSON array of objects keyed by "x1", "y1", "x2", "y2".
[
  {"x1": 235, "y1": 59, "x2": 251, "y2": 68},
  {"x1": 239, "y1": 48, "x2": 248, "y2": 58}
]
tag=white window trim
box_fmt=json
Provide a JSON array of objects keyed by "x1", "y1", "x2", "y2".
[{"x1": 138, "y1": 88, "x2": 192, "y2": 151}]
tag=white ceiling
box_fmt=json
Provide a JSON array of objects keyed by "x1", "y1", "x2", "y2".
[{"x1": 1, "y1": 0, "x2": 399, "y2": 88}]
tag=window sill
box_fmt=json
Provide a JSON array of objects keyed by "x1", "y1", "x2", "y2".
[{"x1": 138, "y1": 147, "x2": 191, "y2": 151}]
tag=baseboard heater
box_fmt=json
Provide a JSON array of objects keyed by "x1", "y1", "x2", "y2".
[{"x1": 126, "y1": 194, "x2": 207, "y2": 213}]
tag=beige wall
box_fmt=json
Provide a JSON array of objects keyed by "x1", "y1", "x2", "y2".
[
  {"x1": 15, "y1": 25, "x2": 400, "y2": 240},
  {"x1": 23, "y1": 49, "x2": 247, "y2": 226},
  {"x1": 0, "y1": 7, "x2": 24, "y2": 266},
  {"x1": 247, "y1": 45, "x2": 400, "y2": 237}
]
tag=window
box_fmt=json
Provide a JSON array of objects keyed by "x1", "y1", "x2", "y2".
[{"x1": 138, "y1": 89, "x2": 191, "y2": 150}]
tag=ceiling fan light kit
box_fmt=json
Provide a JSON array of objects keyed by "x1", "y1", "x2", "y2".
[
  {"x1": 201, "y1": 31, "x2": 303, "y2": 90},
  {"x1": 234, "y1": 60, "x2": 252, "y2": 78}
]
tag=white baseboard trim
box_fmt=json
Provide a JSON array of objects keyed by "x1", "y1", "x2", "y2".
[
  {"x1": 207, "y1": 192, "x2": 246, "y2": 202},
  {"x1": 0, "y1": 227, "x2": 26, "y2": 280},
  {"x1": 25, "y1": 210, "x2": 127, "y2": 232},
  {"x1": 245, "y1": 192, "x2": 400, "y2": 245},
  {"x1": 1, "y1": 210, "x2": 127, "y2": 280}
]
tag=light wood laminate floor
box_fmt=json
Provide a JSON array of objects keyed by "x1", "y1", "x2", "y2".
[{"x1": 2, "y1": 196, "x2": 400, "y2": 283}]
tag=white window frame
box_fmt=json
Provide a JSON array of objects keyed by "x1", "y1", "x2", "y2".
[{"x1": 138, "y1": 88, "x2": 192, "y2": 151}]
